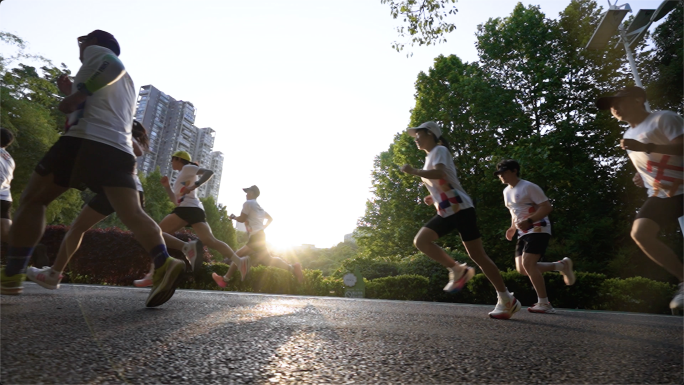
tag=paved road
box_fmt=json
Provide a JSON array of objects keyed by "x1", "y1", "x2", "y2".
[{"x1": 1, "y1": 283, "x2": 682, "y2": 384}]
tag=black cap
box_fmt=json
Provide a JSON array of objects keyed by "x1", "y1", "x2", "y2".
[
  {"x1": 86, "y1": 30, "x2": 120, "y2": 56},
  {"x1": 243, "y1": 185, "x2": 260, "y2": 198},
  {"x1": 596, "y1": 86, "x2": 647, "y2": 110},
  {"x1": 494, "y1": 159, "x2": 520, "y2": 176}
]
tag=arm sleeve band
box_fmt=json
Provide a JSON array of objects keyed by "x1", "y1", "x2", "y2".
[
  {"x1": 195, "y1": 169, "x2": 215, "y2": 187},
  {"x1": 79, "y1": 54, "x2": 126, "y2": 95}
]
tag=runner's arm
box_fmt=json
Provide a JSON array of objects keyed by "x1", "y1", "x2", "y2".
[
  {"x1": 621, "y1": 135, "x2": 683, "y2": 156},
  {"x1": 58, "y1": 53, "x2": 126, "y2": 113},
  {"x1": 263, "y1": 213, "x2": 273, "y2": 229},
  {"x1": 132, "y1": 140, "x2": 143, "y2": 157},
  {"x1": 401, "y1": 163, "x2": 447, "y2": 179},
  {"x1": 194, "y1": 168, "x2": 214, "y2": 187},
  {"x1": 231, "y1": 212, "x2": 248, "y2": 223}
]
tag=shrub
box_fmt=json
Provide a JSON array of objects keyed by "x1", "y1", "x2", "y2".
[
  {"x1": 365, "y1": 275, "x2": 430, "y2": 301},
  {"x1": 598, "y1": 276, "x2": 677, "y2": 314}
]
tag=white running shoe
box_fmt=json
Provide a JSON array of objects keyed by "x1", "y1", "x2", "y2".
[
  {"x1": 443, "y1": 264, "x2": 475, "y2": 293},
  {"x1": 134, "y1": 272, "x2": 153, "y2": 288},
  {"x1": 528, "y1": 302, "x2": 556, "y2": 314},
  {"x1": 488, "y1": 297, "x2": 521, "y2": 320},
  {"x1": 182, "y1": 239, "x2": 203, "y2": 272},
  {"x1": 27, "y1": 266, "x2": 62, "y2": 290},
  {"x1": 558, "y1": 257, "x2": 576, "y2": 286},
  {"x1": 670, "y1": 283, "x2": 684, "y2": 310}
]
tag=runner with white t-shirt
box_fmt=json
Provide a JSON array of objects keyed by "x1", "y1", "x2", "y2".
[
  {"x1": 495, "y1": 159, "x2": 575, "y2": 314},
  {"x1": 0, "y1": 30, "x2": 184, "y2": 308},
  {"x1": 596, "y1": 86, "x2": 684, "y2": 310},
  {"x1": 400, "y1": 121, "x2": 520, "y2": 319},
  {"x1": 212, "y1": 185, "x2": 303, "y2": 287},
  {"x1": 133, "y1": 151, "x2": 249, "y2": 286},
  {"x1": 26, "y1": 122, "x2": 203, "y2": 290},
  {"x1": 0, "y1": 128, "x2": 16, "y2": 246}
]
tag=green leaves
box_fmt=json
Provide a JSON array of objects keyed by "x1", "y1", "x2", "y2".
[{"x1": 382, "y1": 0, "x2": 458, "y2": 53}]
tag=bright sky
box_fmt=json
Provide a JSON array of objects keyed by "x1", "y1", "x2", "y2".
[{"x1": 0, "y1": 0, "x2": 667, "y2": 249}]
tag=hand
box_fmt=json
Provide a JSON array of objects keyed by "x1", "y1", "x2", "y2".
[
  {"x1": 516, "y1": 219, "x2": 533, "y2": 231},
  {"x1": 424, "y1": 195, "x2": 434, "y2": 205},
  {"x1": 633, "y1": 173, "x2": 644, "y2": 188},
  {"x1": 620, "y1": 138, "x2": 648, "y2": 152},
  {"x1": 505, "y1": 227, "x2": 517, "y2": 241},
  {"x1": 160, "y1": 176, "x2": 170, "y2": 187},
  {"x1": 229, "y1": 214, "x2": 236, "y2": 220},
  {"x1": 400, "y1": 164, "x2": 416, "y2": 175},
  {"x1": 57, "y1": 74, "x2": 73, "y2": 95}
]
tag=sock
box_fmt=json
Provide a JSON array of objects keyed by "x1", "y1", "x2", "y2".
[
  {"x1": 538, "y1": 297, "x2": 550, "y2": 304},
  {"x1": 150, "y1": 244, "x2": 170, "y2": 269},
  {"x1": 5, "y1": 247, "x2": 34, "y2": 276},
  {"x1": 449, "y1": 263, "x2": 465, "y2": 277},
  {"x1": 497, "y1": 289, "x2": 513, "y2": 303}
]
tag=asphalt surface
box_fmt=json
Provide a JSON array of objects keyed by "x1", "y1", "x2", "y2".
[{"x1": 1, "y1": 283, "x2": 682, "y2": 384}]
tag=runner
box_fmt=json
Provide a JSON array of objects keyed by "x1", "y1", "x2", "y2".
[
  {"x1": 133, "y1": 151, "x2": 249, "y2": 286},
  {"x1": 0, "y1": 128, "x2": 16, "y2": 246},
  {"x1": 212, "y1": 185, "x2": 303, "y2": 287},
  {"x1": 400, "y1": 121, "x2": 520, "y2": 319},
  {"x1": 495, "y1": 159, "x2": 575, "y2": 314},
  {"x1": 0, "y1": 30, "x2": 184, "y2": 307},
  {"x1": 25, "y1": 121, "x2": 203, "y2": 290},
  {"x1": 596, "y1": 86, "x2": 684, "y2": 310}
]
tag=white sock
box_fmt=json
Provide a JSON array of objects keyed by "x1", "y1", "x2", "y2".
[
  {"x1": 449, "y1": 263, "x2": 465, "y2": 276},
  {"x1": 497, "y1": 289, "x2": 513, "y2": 303},
  {"x1": 538, "y1": 297, "x2": 550, "y2": 304}
]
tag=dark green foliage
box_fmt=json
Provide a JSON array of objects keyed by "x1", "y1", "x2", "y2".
[{"x1": 365, "y1": 275, "x2": 429, "y2": 300}]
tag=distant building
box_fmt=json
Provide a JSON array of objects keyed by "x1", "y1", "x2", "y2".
[{"x1": 134, "y1": 85, "x2": 224, "y2": 199}]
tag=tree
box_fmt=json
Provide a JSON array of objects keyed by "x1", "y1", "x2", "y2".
[
  {"x1": 643, "y1": 1, "x2": 683, "y2": 114},
  {"x1": 382, "y1": 0, "x2": 458, "y2": 52},
  {"x1": 0, "y1": 32, "x2": 83, "y2": 225}
]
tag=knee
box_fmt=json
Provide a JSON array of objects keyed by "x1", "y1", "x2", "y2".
[
  {"x1": 630, "y1": 226, "x2": 648, "y2": 245},
  {"x1": 516, "y1": 265, "x2": 528, "y2": 276}
]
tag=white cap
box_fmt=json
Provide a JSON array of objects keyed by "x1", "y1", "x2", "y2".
[{"x1": 407, "y1": 121, "x2": 442, "y2": 138}]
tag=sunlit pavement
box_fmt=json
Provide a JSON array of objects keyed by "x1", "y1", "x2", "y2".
[{"x1": 1, "y1": 282, "x2": 682, "y2": 384}]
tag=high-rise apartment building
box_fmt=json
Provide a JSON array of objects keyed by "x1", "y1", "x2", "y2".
[{"x1": 134, "y1": 85, "x2": 224, "y2": 200}]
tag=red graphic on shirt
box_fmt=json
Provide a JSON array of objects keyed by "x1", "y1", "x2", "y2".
[{"x1": 646, "y1": 155, "x2": 684, "y2": 197}]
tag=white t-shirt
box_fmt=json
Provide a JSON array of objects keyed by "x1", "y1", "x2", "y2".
[
  {"x1": 173, "y1": 164, "x2": 204, "y2": 210},
  {"x1": 421, "y1": 145, "x2": 474, "y2": 217},
  {"x1": 0, "y1": 148, "x2": 15, "y2": 201},
  {"x1": 65, "y1": 45, "x2": 136, "y2": 156},
  {"x1": 242, "y1": 200, "x2": 268, "y2": 234},
  {"x1": 503, "y1": 179, "x2": 552, "y2": 237},
  {"x1": 623, "y1": 111, "x2": 684, "y2": 199}
]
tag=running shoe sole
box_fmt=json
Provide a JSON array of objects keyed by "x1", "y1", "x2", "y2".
[
  {"x1": 212, "y1": 272, "x2": 228, "y2": 288},
  {"x1": 561, "y1": 257, "x2": 575, "y2": 286},
  {"x1": 528, "y1": 305, "x2": 556, "y2": 314},
  {"x1": 444, "y1": 267, "x2": 475, "y2": 293},
  {"x1": 146, "y1": 259, "x2": 185, "y2": 307},
  {"x1": 26, "y1": 268, "x2": 60, "y2": 290},
  {"x1": 489, "y1": 298, "x2": 521, "y2": 320}
]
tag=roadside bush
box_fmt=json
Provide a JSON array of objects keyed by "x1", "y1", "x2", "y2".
[
  {"x1": 365, "y1": 275, "x2": 430, "y2": 301},
  {"x1": 598, "y1": 276, "x2": 677, "y2": 314}
]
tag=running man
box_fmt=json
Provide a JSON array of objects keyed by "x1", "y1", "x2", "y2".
[
  {"x1": 26, "y1": 121, "x2": 203, "y2": 290},
  {"x1": 495, "y1": 159, "x2": 575, "y2": 314},
  {"x1": 212, "y1": 185, "x2": 303, "y2": 287},
  {"x1": 400, "y1": 121, "x2": 520, "y2": 319},
  {"x1": 596, "y1": 86, "x2": 684, "y2": 310},
  {"x1": 0, "y1": 30, "x2": 184, "y2": 307}
]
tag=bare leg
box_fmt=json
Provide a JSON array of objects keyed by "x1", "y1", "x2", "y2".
[
  {"x1": 9, "y1": 172, "x2": 67, "y2": 248},
  {"x1": 102, "y1": 186, "x2": 164, "y2": 251},
  {"x1": 521, "y1": 252, "x2": 547, "y2": 298},
  {"x1": 413, "y1": 227, "x2": 457, "y2": 268},
  {"x1": 462, "y1": 238, "x2": 507, "y2": 293},
  {"x1": 515, "y1": 256, "x2": 558, "y2": 275},
  {"x1": 163, "y1": 233, "x2": 186, "y2": 251},
  {"x1": 52, "y1": 205, "x2": 106, "y2": 273},
  {"x1": 631, "y1": 218, "x2": 684, "y2": 281},
  {"x1": 191, "y1": 222, "x2": 240, "y2": 264}
]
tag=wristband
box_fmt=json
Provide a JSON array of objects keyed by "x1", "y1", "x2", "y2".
[
  {"x1": 76, "y1": 83, "x2": 92, "y2": 96},
  {"x1": 527, "y1": 218, "x2": 534, "y2": 226}
]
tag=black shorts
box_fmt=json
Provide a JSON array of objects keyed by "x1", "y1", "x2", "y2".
[
  {"x1": 516, "y1": 233, "x2": 550, "y2": 258},
  {"x1": 88, "y1": 191, "x2": 145, "y2": 216},
  {"x1": 423, "y1": 207, "x2": 481, "y2": 242},
  {"x1": 636, "y1": 195, "x2": 684, "y2": 229},
  {"x1": 0, "y1": 200, "x2": 11, "y2": 220},
  {"x1": 35, "y1": 136, "x2": 137, "y2": 195},
  {"x1": 171, "y1": 207, "x2": 206, "y2": 225},
  {"x1": 246, "y1": 230, "x2": 268, "y2": 254}
]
